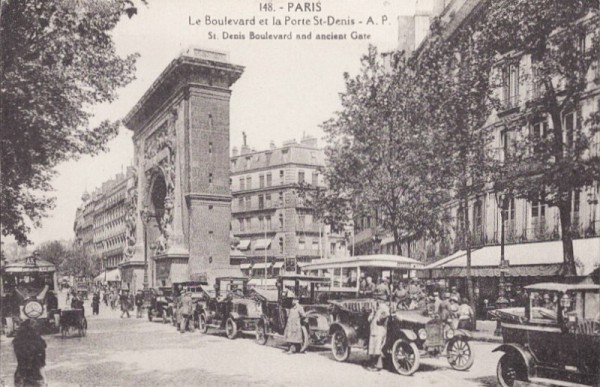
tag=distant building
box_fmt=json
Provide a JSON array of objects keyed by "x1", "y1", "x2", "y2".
[
  {"x1": 397, "y1": 0, "x2": 449, "y2": 54},
  {"x1": 230, "y1": 135, "x2": 348, "y2": 278},
  {"x1": 74, "y1": 169, "x2": 134, "y2": 271}
]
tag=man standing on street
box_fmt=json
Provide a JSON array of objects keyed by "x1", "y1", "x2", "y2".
[
  {"x1": 366, "y1": 292, "x2": 389, "y2": 372},
  {"x1": 284, "y1": 295, "x2": 306, "y2": 353},
  {"x1": 179, "y1": 290, "x2": 194, "y2": 333},
  {"x1": 120, "y1": 290, "x2": 130, "y2": 318},
  {"x1": 135, "y1": 290, "x2": 144, "y2": 318}
]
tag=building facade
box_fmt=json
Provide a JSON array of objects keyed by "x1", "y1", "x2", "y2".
[{"x1": 230, "y1": 136, "x2": 348, "y2": 278}]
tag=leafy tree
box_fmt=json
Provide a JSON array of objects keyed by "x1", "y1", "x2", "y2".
[
  {"x1": 321, "y1": 46, "x2": 451, "y2": 256},
  {"x1": 36, "y1": 240, "x2": 68, "y2": 268},
  {"x1": 1, "y1": 0, "x2": 143, "y2": 245},
  {"x1": 481, "y1": 0, "x2": 600, "y2": 275},
  {"x1": 416, "y1": 18, "x2": 497, "y2": 316},
  {"x1": 61, "y1": 243, "x2": 101, "y2": 278}
]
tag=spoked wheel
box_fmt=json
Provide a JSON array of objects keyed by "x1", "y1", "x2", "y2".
[
  {"x1": 497, "y1": 353, "x2": 528, "y2": 387},
  {"x1": 391, "y1": 339, "x2": 420, "y2": 376},
  {"x1": 299, "y1": 326, "x2": 310, "y2": 353},
  {"x1": 447, "y1": 338, "x2": 474, "y2": 371},
  {"x1": 255, "y1": 322, "x2": 268, "y2": 345},
  {"x1": 225, "y1": 318, "x2": 238, "y2": 339},
  {"x1": 331, "y1": 329, "x2": 350, "y2": 362},
  {"x1": 79, "y1": 318, "x2": 87, "y2": 337},
  {"x1": 199, "y1": 314, "x2": 208, "y2": 334}
]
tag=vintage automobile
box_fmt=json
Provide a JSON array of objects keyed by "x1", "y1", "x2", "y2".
[
  {"x1": 254, "y1": 274, "x2": 332, "y2": 351},
  {"x1": 328, "y1": 298, "x2": 474, "y2": 376},
  {"x1": 147, "y1": 287, "x2": 174, "y2": 323},
  {"x1": 196, "y1": 277, "x2": 263, "y2": 339},
  {"x1": 490, "y1": 282, "x2": 599, "y2": 387},
  {"x1": 1, "y1": 254, "x2": 61, "y2": 336}
]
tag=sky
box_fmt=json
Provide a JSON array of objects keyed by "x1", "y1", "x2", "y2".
[{"x1": 18, "y1": 0, "x2": 421, "y2": 247}]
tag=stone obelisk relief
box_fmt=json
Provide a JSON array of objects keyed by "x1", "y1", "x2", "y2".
[{"x1": 121, "y1": 48, "x2": 244, "y2": 288}]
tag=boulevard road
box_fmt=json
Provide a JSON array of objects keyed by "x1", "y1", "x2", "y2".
[{"x1": 0, "y1": 298, "x2": 501, "y2": 387}]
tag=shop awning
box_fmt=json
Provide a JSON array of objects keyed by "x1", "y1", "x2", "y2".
[
  {"x1": 420, "y1": 237, "x2": 600, "y2": 278},
  {"x1": 237, "y1": 240, "x2": 251, "y2": 250},
  {"x1": 240, "y1": 263, "x2": 252, "y2": 269},
  {"x1": 254, "y1": 238, "x2": 272, "y2": 250},
  {"x1": 94, "y1": 268, "x2": 120, "y2": 283},
  {"x1": 252, "y1": 262, "x2": 273, "y2": 269},
  {"x1": 273, "y1": 262, "x2": 285, "y2": 269}
]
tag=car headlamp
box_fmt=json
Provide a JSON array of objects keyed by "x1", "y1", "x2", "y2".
[{"x1": 418, "y1": 328, "x2": 427, "y2": 340}]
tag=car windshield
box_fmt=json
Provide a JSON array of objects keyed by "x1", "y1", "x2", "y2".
[{"x1": 529, "y1": 291, "x2": 559, "y2": 322}]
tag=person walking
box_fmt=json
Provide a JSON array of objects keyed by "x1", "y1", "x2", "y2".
[
  {"x1": 283, "y1": 295, "x2": 306, "y2": 353},
  {"x1": 457, "y1": 298, "x2": 474, "y2": 330},
  {"x1": 12, "y1": 320, "x2": 47, "y2": 387},
  {"x1": 366, "y1": 292, "x2": 390, "y2": 371},
  {"x1": 120, "y1": 290, "x2": 130, "y2": 318},
  {"x1": 179, "y1": 290, "x2": 194, "y2": 333},
  {"x1": 135, "y1": 290, "x2": 144, "y2": 318},
  {"x1": 92, "y1": 292, "x2": 100, "y2": 315}
]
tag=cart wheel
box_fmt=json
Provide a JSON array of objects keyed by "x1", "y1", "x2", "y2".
[
  {"x1": 198, "y1": 313, "x2": 208, "y2": 334},
  {"x1": 300, "y1": 326, "x2": 310, "y2": 353},
  {"x1": 331, "y1": 329, "x2": 351, "y2": 362},
  {"x1": 255, "y1": 321, "x2": 268, "y2": 345},
  {"x1": 447, "y1": 338, "x2": 474, "y2": 371},
  {"x1": 497, "y1": 353, "x2": 528, "y2": 387},
  {"x1": 391, "y1": 339, "x2": 420, "y2": 376},
  {"x1": 225, "y1": 318, "x2": 238, "y2": 339}
]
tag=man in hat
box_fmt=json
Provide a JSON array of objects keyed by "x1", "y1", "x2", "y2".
[
  {"x1": 135, "y1": 290, "x2": 144, "y2": 318},
  {"x1": 179, "y1": 290, "x2": 194, "y2": 333},
  {"x1": 120, "y1": 290, "x2": 130, "y2": 318},
  {"x1": 284, "y1": 293, "x2": 306, "y2": 353},
  {"x1": 366, "y1": 291, "x2": 390, "y2": 371},
  {"x1": 448, "y1": 295, "x2": 460, "y2": 328}
]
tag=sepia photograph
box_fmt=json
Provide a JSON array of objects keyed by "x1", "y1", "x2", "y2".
[{"x1": 1, "y1": 0, "x2": 599, "y2": 386}]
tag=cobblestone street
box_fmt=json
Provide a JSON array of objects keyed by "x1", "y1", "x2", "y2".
[{"x1": 0, "y1": 296, "x2": 501, "y2": 387}]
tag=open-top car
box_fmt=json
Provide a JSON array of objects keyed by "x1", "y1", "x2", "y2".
[
  {"x1": 147, "y1": 287, "x2": 174, "y2": 323},
  {"x1": 328, "y1": 298, "x2": 474, "y2": 376},
  {"x1": 490, "y1": 282, "x2": 599, "y2": 387},
  {"x1": 254, "y1": 274, "x2": 331, "y2": 351},
  {"x1": 196, "y1": 276, "x2": 263, "y2": 339}
]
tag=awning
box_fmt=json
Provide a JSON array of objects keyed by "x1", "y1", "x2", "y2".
[
  {"x1": 252, "y1": 262, "x2": 273, "y2": 269},
  {"x1": 302, "y1": 254, "x2": 424, "y2": 271},
  {"x1": 237, "y1": 240, "x2": 251, "y2": 250},
  {"x1": 420, "y1": 237, "x2": 600, "y2": 278},
  {"x1": 254, "y1": 238, "x2": 272, "y2": 250},
  {"x1": 273, "y1": 262, "x2": 285, "y2": 269},
  {"x1": 240, "y1": 263, "x2": 252, "y2": 269},
  {"x1": 94, "y1": 268, "x2": 120, "y2": 283}
]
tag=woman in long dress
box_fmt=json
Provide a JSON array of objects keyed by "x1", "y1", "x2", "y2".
[{"x1": 284, "y1": 296, "x2": 306, "y2": 353}]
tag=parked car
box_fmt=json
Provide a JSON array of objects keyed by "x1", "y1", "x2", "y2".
[
  {"x1": 147, "y1": 287, "x2": 174, "y2": 323},
  {"x1": 196, "y1": 277, "x2": 263, "y2": 339},
  {"x1": 490, "y1": 282, "x2": 599, "y2": 387},
  {"x1": 328, "y1": 298, "x2": 474, "y2": 376},
  {"x1": 254, "y1": 274, "x2": 331, "y2": 351}
]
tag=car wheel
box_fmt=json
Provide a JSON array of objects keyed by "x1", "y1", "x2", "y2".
[
  {"x1": 255, "y1": 321, "x2": 268, "y2": 345},
  {"x1": 391, "y1": 339, "x2": 420, "y2": 376},
  {"x1": 199, "y1": 314, "x2": 208, "y2": 334},
  {"x1": 226, "y1": 318, "x2": 238, "y2": 339},
  {"x1": 497, "y1": 353, "x2": 528, "y2": 387},
  {"x1": 447, "y1": 338, "x2": 474, "y2": 371},
  {"x1": 331, "y1": 329, "x2": 350, "y2": 362},
  {"x1": 300, "y1": 326, "x2": 310, "y2": 353}
]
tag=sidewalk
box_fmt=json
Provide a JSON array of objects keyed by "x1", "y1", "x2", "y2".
[{"x1": 470, "y1": 320, "x2": 503, "y2": 343}]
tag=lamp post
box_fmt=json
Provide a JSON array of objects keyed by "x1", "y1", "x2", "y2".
[
  {"x1": 495, "y1": 193, "x2": 511, "y2": 302},
  {"x1": 139, "y1": 205, "x2": 154, "y2": 290}
]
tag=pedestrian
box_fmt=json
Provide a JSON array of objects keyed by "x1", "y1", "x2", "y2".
[
  {"x1": 365, "y1": 291, "x2": 389, "y2": 371},
  {"x1": 92, "y1": 292, "x2": 100, "y2": 315},
  {"x1": 179, "y1": 290, "x2": 193, "y2": 333},
  {"x1": 448, "y1": 295, "x2": 460, "y2": 328},
  {"x1": 135, "y1": 290, "x2": 144, "y2": 318},
  {"x1": 457, "y1": 298, "x2": 474, "y2": 330},
  {"x1": 12, "y1": 320, "x2": 47, "y2": 387},
  {"x1": 450, "y1": 286, "x2": 462, "y2": 304},
  {"x1": 283, "y1": 295, "x2": 306, "y2": 353},
  {"x1": 120, "y1": 291, "x2": 130, "y2": 318},
  {"x1": 375, "y1": 278, "x2": 391, "y2": 300}
]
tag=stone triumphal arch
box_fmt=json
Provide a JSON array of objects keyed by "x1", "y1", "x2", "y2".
[{"x1": 119, "y1": 48, "x2": 244, "y2": 290}]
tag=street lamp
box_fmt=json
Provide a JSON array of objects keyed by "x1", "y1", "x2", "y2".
[
  {"x1": 139, "y1": 205, "x2": 154, "y2": 290},
  {"x1": 494, "y1": 192, "x2": 511, "y2": 309}
]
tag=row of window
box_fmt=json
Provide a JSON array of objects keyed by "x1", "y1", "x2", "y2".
[{"x1": 235, "y1": 170, "x2": 319, "y2": 191}]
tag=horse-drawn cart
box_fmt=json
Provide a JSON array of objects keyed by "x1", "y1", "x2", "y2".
[{"x1": 60, "y1": 309, "x2": 87, "y2": 337}]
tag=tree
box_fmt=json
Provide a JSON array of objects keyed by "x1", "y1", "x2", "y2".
[
  {"x1": 482, "y1": 0, "x2": 600, "y2": 275},
  {"x1": 321, "y1": 46, "x2": 451, "y2": 256},
  {"x1": 36, "y1": 240, "x2": 68, "y2": 268},
  {"x1": 61, "y1": 243, "x2": 101, "y2": 278},
  {"x1": 416, "y1": 18, "x2": 497, "y2": 318},
  {"x1": 1, "y1": 0, "x2": 144, "y2": 245}
]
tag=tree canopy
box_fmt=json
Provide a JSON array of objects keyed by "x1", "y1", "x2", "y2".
[{"x1": 1, "y1": 0, "x2": 143, "y2": 245}]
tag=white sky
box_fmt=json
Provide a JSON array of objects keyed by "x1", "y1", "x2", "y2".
[{"x1": 21, "y1": 0, "x2": 419, "y2": 247}]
